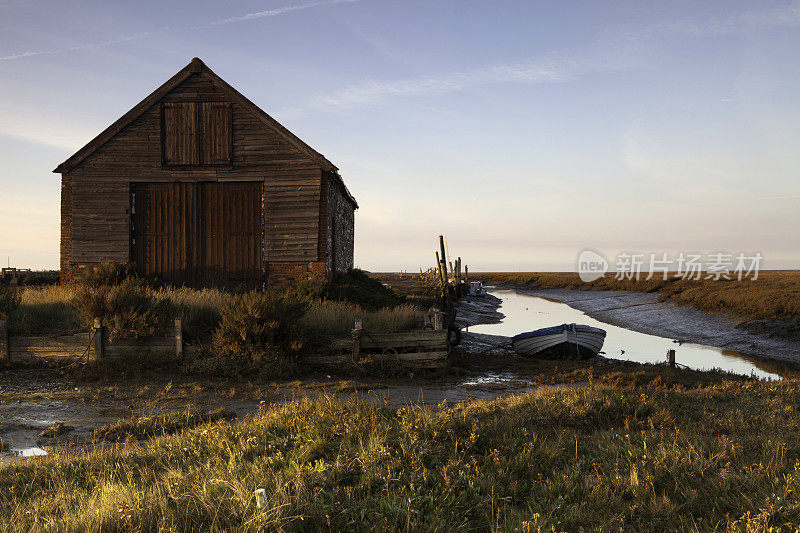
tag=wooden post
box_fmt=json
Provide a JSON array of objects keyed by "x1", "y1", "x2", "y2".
[
  {"x1": 174, "y1": 318, "x2": 183, "y2": 360},
  {"x1": 438, "y1": 235, "x2": 449, "y2": 283},
  {"x1": 435, "y1": 252, "x2": 447, "y2": 302},
  {"x1": 352, "y1": 318, "x2": 363, "y2": 361},
  {"x1": 432, "y1": 310, "x2": 444, "y2": 330},
  {"x1": 465, "y1": 265, "x2": 469, "y2": 285},
  {"x1": 667, "y1": 349, "x2": 676, "y2": 368},
  {"x1": 92, "y1": 318, "x2": 105, "y2": 360},
  {"x1": 0, "y1": 319, "x2": 9, "y2": 363}
]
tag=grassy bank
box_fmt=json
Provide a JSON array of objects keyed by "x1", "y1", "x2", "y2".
[
  {"x1": 486, "y1": 271, "x2": 800, "y2": 320},
  {"x1": 1, "y1": 380, "x2": 799, "y2": 530},
  {"x1": 375, "y1": 271, "x2": 800, "y2": 321}
]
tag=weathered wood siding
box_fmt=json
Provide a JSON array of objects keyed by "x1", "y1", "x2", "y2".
[{"x1": 67, "y1": 73, "x2": 324, "y2": 266}]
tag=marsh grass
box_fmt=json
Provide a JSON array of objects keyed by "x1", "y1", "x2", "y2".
[
  {"x1": 7, "y1": 285, "x2": 230, "y2": 339},
  {"x1": 2, "y1": 381, "x2": 800, "y2": 530},
  {"x1": 296, "y1": 301, "x2": 420, "y2": 340},
  {"x1": 161, "y1": 287, "x2": 229, "y2": 343},
  {"x1": 8, "y1": 285, "x2": 82, "y2": 335},
  {"x1": 94, "y1": 407, "x2": 236, "y2": 442},
  {"x1": 462, "y1": 271, "x2": 800, "y2": 320}
]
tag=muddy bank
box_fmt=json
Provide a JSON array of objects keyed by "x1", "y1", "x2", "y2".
[{"x1": 505, "y1": 288, "x2": 800, "y2": 364}]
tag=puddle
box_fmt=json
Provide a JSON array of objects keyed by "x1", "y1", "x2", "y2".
[
  {"x1": 467, "y1": 290, "x2": 781, "y2": 380},
  {"x1": 461, "y1": 372, "x2": 534, "y2": 387},
  {"x1": 17, "y1": 447, "x2": 47, "y2": 457}
]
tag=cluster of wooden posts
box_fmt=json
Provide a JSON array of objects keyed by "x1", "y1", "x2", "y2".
[
  {"x1": 308, "y1": 236, "x2": 470, "y2": 371},
  {"x1": 0, "y1": 318, "x2": 184, "y2": 364},
  {"x1": 433, "y1": 235, "x2": 470, "y2": 316}
]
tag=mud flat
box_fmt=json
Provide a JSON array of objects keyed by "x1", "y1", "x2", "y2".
[{"x1": 500, "y1": 288, "x2": 800, "y2": 365}]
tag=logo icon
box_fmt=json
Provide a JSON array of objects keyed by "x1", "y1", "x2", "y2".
[{"x1": 577, "y1": 249, "x2": 608, "y2": 282}]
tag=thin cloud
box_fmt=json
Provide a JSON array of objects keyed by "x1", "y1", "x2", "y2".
[
  {"x1": 756, "y1": 195, "x2": 800, "y2": 200},
  {"x1": 200, "y1": 0, "x2": 356, "y2": 27},
  {"x1": 0, "y1": 0, "x2": 358, "y2": 61},
  {"x1": 302, "y1": 54, "x2": 612, "y2": 112},
  {"x1": 663, "y1": 0, "x2": 800, "y2": 36},
  {"x1": 288, "y1": 1, "x2": 800, "y2": 115}
]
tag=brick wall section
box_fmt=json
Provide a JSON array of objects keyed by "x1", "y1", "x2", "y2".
[
  {"x1": 59, "y1": 173, "x2": 73, "y2": 283},
  {"x1": 267, "y1": 261, "x2": 326, "y2": 290}
]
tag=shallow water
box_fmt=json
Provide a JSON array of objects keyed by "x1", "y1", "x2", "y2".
[{"x1": 468, "y1": 290, "x2": 781, "y2": 380}]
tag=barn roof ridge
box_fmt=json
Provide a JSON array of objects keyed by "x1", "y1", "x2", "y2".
[{"x1": 53, "y1": 58, "x2": 347, "y2": 189}]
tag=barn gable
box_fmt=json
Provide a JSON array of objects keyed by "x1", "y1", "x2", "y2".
[
  {"x1": 55, "y1": 58, "x2": 356, "y2": 288},
  {"x1": 54, "y1": 58, "x2": 337, "y2": 175}
]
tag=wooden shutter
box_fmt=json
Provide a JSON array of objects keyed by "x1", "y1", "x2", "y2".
[
  {"x1": 162, "y1": 102, "x2": 199, "y2": 165},
  {"x1": 200, "y1": 102, "x2": 232, "y2": 165}
]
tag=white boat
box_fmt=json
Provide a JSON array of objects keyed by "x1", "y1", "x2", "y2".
[
  {"x1": 468, "y1": 281, "x2": 486, "y2": 296},
  {"x1": 512, "y1": 323, "x2": 606, "y2": 359}
]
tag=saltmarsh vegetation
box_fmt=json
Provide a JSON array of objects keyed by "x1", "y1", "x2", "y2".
[
  {"x1": 2, "y1": 380, "x2": 800, "y2": 530},
  {"x1": 3, "y1": 264, "x2": 418, "y2": 377},
  {"x1": 470, "y1": 271, "x2": 800, "y2": 321}
]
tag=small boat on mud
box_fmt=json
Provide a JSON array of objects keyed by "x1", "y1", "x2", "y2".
[
  {"x1": 468, "y1": 281, "x2": 487, "y2": 296},
  {"x1": 512, "y1": 323, "x2": 606, "y2": 359}
]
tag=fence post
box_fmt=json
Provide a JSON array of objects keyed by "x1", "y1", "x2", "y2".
[
  {"x1": 174, "y1": 318, "x2": 183, "y2": 360},
  {"x1": 92, "y1": 318, "x2": 105, "y2": 360},
  {"x1": 0, "y1": 320, "x2": 9, "y2": 363},
  {"x1": 352, "y1": 318, "x2": 363, "y2": 362},
  {"x1": 667, "y1": 349, "x2": 676, "y2": 368}
]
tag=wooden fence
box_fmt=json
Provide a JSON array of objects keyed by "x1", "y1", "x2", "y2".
[
  {"x1": 305, "y1": 314, "x2": 450, "y2": 369},
  {"x1": 0, "y1": 318, "x2": 184, "y2": 364}
]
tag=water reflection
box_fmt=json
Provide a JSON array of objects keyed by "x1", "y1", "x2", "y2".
[{"x1": 468, "y1": 290, "x2": 781, "y2": 380}]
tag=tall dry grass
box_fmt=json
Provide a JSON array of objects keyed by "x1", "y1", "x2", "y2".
[
  {"x1": 296, "y1": 301, "x2": 420, "y2": 339},
  {"x1": 1, "y1": 381, "x2": 800, "y2": 530},
  {"x1": 7, "y1": 284, "x2": 233, "y2": 338},
  {"x1": 9, "y1": 284, "x2": 82, "y2": 335},
  {"x1": 158, "y1": 286, "x2": 230, "y2": 342}
]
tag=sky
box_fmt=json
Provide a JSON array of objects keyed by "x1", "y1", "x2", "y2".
[{"x1": 0, "y1": 0, "x2": 798, "y2": 272}]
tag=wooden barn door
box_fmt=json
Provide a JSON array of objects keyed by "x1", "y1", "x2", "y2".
[
  {"x1": 132, "y1": 182, "x2": 263, "y2": 288},
  {"x1": 200, "y1": 182, "x2": 263, "y2": 288}
]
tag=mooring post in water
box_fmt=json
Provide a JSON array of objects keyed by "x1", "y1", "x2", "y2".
[
  {"x1": 0, "y1": 319, "x2": 9, "y2": 363},
  {"x1": 92, "y1": 317, "x2": 105, "y2": 360},
  {"x1": 668, "y1": 349, "x2": 676, "y2": 368}
]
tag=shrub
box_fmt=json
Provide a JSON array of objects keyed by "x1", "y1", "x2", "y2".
[
  {"x1": 0, "y1": 286, "x2": 21, "y2": 320},
  {"x1": 72, "y1": 278, "x2": 174, "y2": 341},
  {"x1": 292, "y1": 269, "x2": 404, "y2": 309},
  {"x1": 291, "y1": 277, "x2": 328, "y2": 302},
  {"x1": 211, "y1": 291, "x2": 308, "y2": 377},
  {"x1": 74, "y1": 262, "x2": 138, "y2": 288}
]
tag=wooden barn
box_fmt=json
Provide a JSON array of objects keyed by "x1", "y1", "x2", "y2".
[{"x1": 55, "y1": 57, "x2": 357, "y2": 289}]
